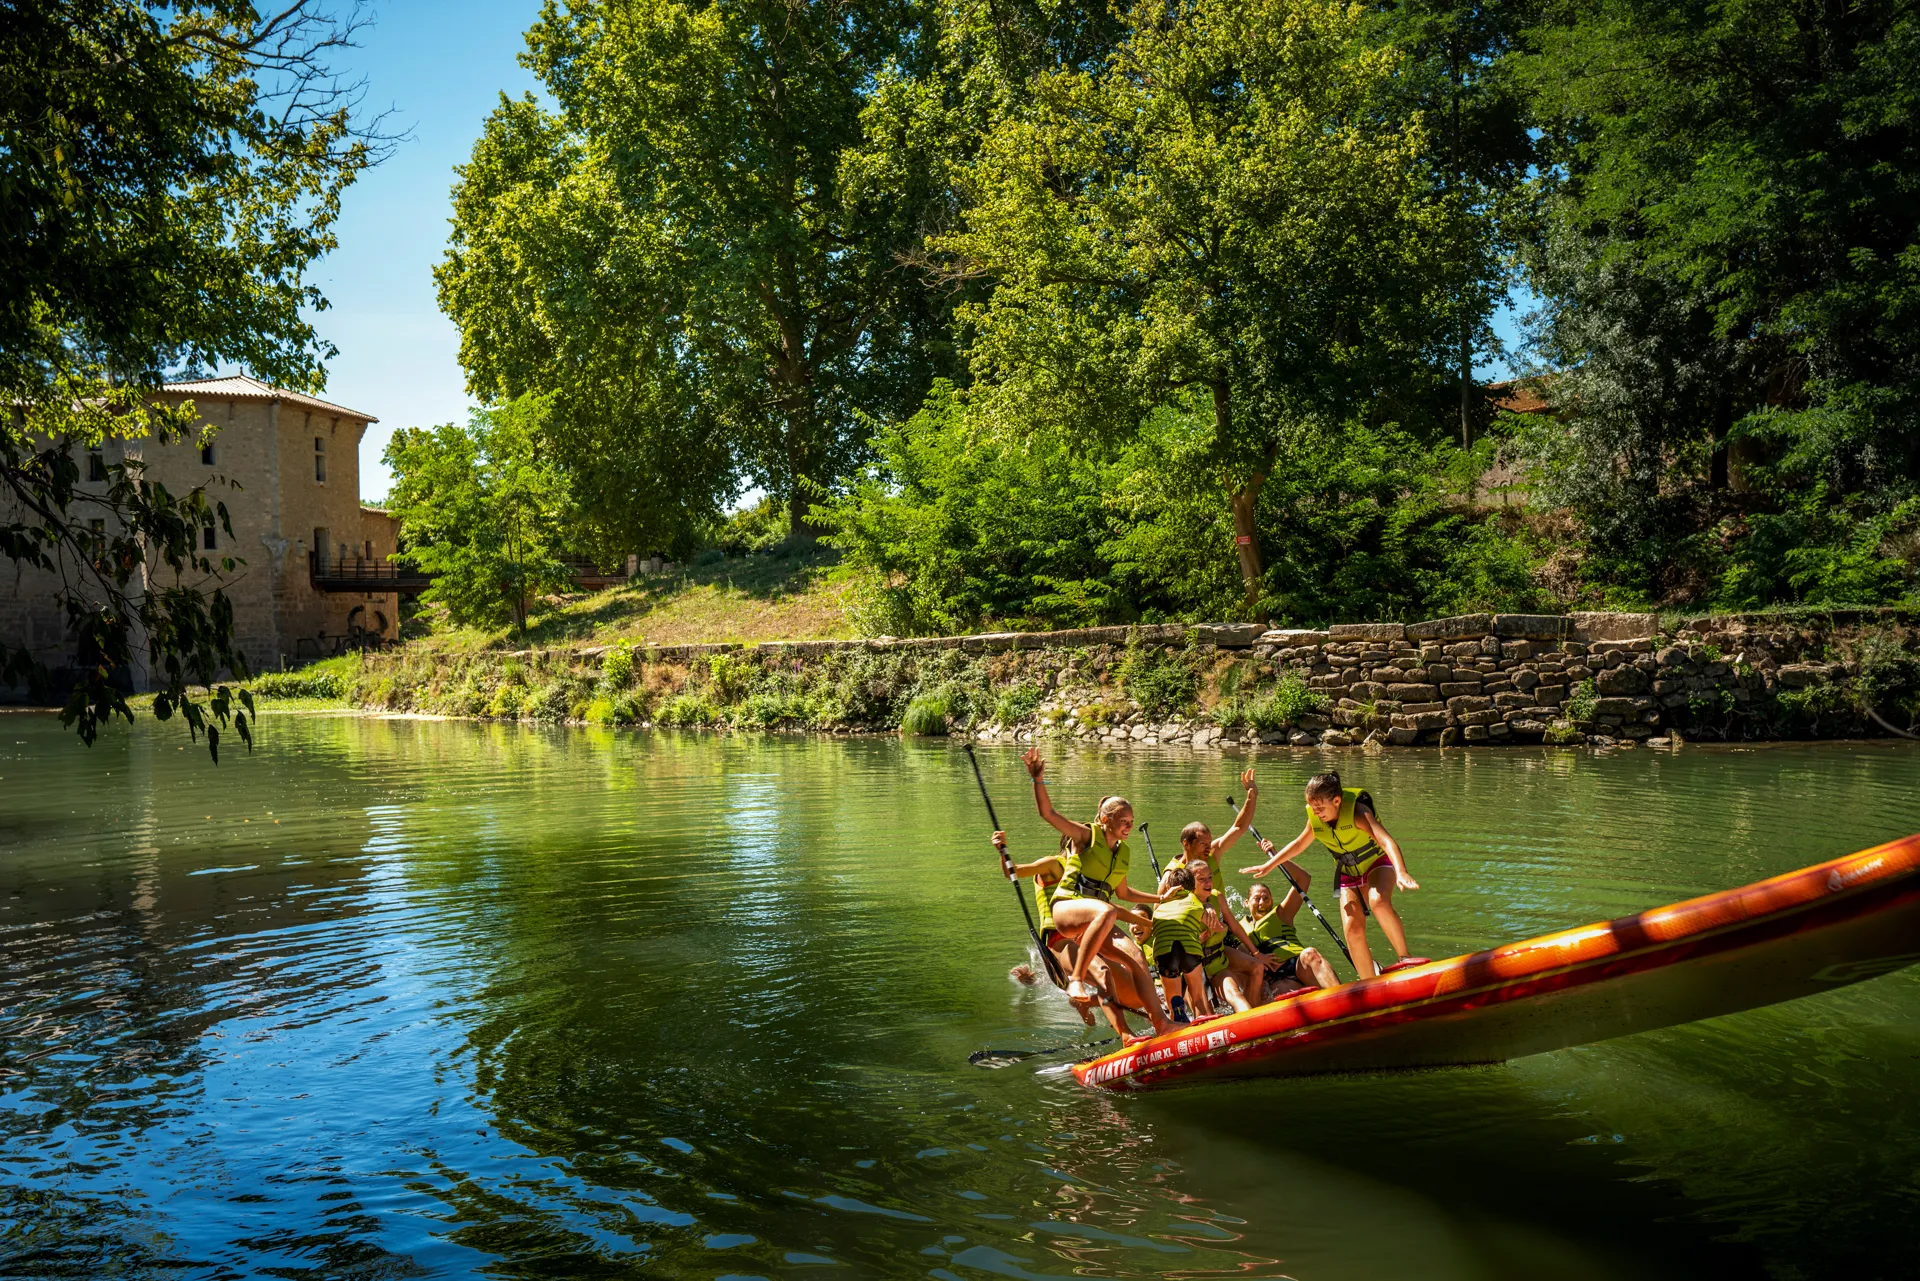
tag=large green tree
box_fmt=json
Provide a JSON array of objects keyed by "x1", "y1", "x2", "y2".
[
  {"x1": 385, "y1": 396, "x2": 574, "y2": 633},
  {"x1": 936, "y1": 0, "x2": 1459, "y2": 610},
  {"x1": 1516, "y1": 0, "x2": 1920, "y2": 606},
  {"x1": 438, "y1": 0, "x2": 948, "y2": 546},
  {"x1": 1, "y1": 0, "x2": 375, "y2": 754}
]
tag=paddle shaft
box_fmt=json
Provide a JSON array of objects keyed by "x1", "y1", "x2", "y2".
[
  {"x1": 965, "y1": 746, "x2": 1067, "y2": 988},
  {"x1": 1227, "y1": 796, "x2": 1358, "y2": 971},
  {"x1": 1140, "y1": 822, "x2": 1163, "y2": 879}
]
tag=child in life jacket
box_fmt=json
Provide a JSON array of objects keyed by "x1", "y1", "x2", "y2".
[
  {"x1": 1141, "y1": 863, "x2": 1213, "y2": 1023},
  {"x1": 997, "y1": 831, "x2": 1171, "y2": 1042},
  {"x1": 1239, "y1": 771, "x2": 1419, "y2": 979}
]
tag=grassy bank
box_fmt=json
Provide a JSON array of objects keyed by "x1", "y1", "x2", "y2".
[{"x1": 406, "y1": 548, "x2": 854, "y2": 654}]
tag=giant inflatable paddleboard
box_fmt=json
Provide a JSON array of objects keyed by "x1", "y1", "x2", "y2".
[{"x1": 1074, "y1": 835, "x2": 1920, "y2": 1091}]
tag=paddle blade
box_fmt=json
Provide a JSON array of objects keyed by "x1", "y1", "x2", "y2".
[{"x1": 969, "y1": 1049, "x2": 1037, "y2": 1069}]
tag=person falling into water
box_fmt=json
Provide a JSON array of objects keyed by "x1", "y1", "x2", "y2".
[
  {"x1": 1020, "y1": 747, "x2": 1173, "y2": 1018},
  {"x1": 997, "y1": 832, "x2": 1171, "y2": 1042},
  {"x1": 1240, "y1": 771, "x2": 1420, "y2": 979}
]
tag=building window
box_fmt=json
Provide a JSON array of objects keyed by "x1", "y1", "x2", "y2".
[
  {"x1": 88, "y1": 452, "x2": 107, "y2": 482},
  {"x1": 314, "y1": 436, "x2": 326, "y2": 483},
  {"x1": 364, "y1": 539, "x2": 374, "y2": 561},
  {"x1": 203, "y1": 521, "x2": 217, "y2": 551},
  {"x1": 89, "y1": 518, "x2": 106, "y2": 538},
  {"x1": 201, "y1": 442, "x2": 216, "y2": 465}
]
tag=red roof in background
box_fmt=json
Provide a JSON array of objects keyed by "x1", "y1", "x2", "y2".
[{"x1": 1488, "y1": 378, "x2": 1553, "y2": 415}]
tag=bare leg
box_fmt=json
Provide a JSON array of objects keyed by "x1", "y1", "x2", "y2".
[
  {"x1": 1364, "y1": 865, "x2": 1413, "y2": 959},
  {"x1": 1297, "y1": 946, "x2": 1338, "y2": 989},
  {"x1": 1182, "y1": 968, "x2": 1211, "y2": 1019},
  {"x1": 1215, "y1": 970, "x2": 1253, "y2": 1013},
  {"x1": 1340, "y1": 887, "x2": 1378, "y2": 978},
  {"x1": 1224, "y1": 946, "x2": 1264, "y2": 1007},
  {"x1": 1098, "y1": 935, "x2": 1172, "y2": 1032},
  {"x1": 1050, "y1": 899, "x2": 1120, "y2": 990}
]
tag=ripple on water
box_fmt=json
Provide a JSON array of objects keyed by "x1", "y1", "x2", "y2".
[{"x1": 0, "y1": 719, "x2": 1915, "y2": 1278}]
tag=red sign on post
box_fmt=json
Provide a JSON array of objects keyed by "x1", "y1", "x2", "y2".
[{"x1": 1235, "y1": 535, "x2": 1253, "y2": 546}]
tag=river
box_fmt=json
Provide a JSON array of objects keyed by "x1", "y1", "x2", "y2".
[{"x1": 1, "y1": 712, "x2": 1916, "y2": 1279}]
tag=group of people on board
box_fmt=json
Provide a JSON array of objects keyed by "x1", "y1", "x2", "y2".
[{"x1": 996, "y1": 749, "x2": 1422, "y2": 1042}]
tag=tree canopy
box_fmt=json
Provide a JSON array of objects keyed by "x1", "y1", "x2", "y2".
[{"x1": 1, "y1": 0, "x2": 378, "y2": 753}]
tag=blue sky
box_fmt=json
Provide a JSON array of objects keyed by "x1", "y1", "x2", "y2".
[
  {"x1": 309, "y1": 1, "x2": 544, "y2": 502},
  {"x1": 312, "y1": 3, "x2": 1528, "y2": 503}
]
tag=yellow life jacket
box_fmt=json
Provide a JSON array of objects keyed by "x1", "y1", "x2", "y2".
[
  {"x1": 1245, "y1": 909, "x2": 1304, "y2": 957},
  {"x1": 1307, "y1": 787, "x2": 1384, "y2": 873},
  {"x1": 1053, "y1": 818, "x2": 1130, "y2": 904},
  {"x1": 1149, "y1": 889, "x2": 1206, "y2": 960}
]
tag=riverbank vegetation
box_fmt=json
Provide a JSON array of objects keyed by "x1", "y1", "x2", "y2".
[{"x1": 393, "y1": 0, "x2": 1920, "y2": 643}]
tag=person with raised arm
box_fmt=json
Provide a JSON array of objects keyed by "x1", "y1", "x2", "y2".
[
  {"x1": 997, "y1": 831, "x2": 1168, "y2": 1042},
  {"x1": 1021, "y1": 747, "x2": 1171, "y2": 1029},
  {"x1": 1239, "y1": 771, "x2": 1420, "y2": 979},
  {"x1": 1240, "y1": 880, "x2": 1339, "y2": 994}
]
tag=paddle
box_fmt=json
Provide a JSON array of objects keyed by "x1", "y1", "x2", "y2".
[
  {"x1": 1226, "y1": 795, "x2": 1359, "y2": 972},
  {"x1": 965, "y1": 745, "x2": 1067, "y2": 989},
  {"x1": 1140, "y1": 821, "x2": 1163, "y2": 879},
  {"x1": 969, "y1": 1037, "x2": 1118, "y2": 1070}
]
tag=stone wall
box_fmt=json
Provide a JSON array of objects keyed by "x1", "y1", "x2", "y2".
[{"x1": 348, "y1": 606, "x2": 1919, "y2": 749}]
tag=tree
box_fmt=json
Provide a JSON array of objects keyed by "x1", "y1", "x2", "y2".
[
  {"x1": 937, "y1": 0, "x2": 1459, "y2": 611},
  {"x1": 384, "y1": 397, "x2": 574, "y2": 633},
  {"x1": 1515, "y1": 0, "x2": 1920, "y2": 606},
  {"x1": 437, "y1": 0, "x2": 948, "y2": 545},
  {"x1": 1, "y1": 0, "x2": 378, "y2": 755}
]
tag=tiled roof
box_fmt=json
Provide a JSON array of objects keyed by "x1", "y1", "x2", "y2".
[
  {"x1": 1488, "y1": 377, "x2": 1553, "y2": 415},
  {"x1": 159, "y1": 374, "x2": 378, "y2": 423}
]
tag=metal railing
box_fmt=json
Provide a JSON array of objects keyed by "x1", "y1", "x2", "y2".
[{"x1": 308, "y1": 554, "x2": 636, "y2": 595}]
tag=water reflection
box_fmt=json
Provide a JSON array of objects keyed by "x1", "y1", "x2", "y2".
[{"x1": 0, "y1": 715, "x2": 1915, "y2": 1277}]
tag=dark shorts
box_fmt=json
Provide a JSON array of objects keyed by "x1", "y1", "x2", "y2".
[
  {"x1": 1268, "y1": 953, "x2": 1301, "y2": 981},
  {"x1": 1155, "y1": 943, "x2": 1203, "y2": 979}
]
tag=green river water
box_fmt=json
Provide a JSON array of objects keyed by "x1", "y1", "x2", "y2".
[{"x1": 1, "y1": 712, "x2": 1917, "y2": 1280}]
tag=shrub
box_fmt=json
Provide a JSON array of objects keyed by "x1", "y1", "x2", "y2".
[
  {"x1": 734, "y1": 691, "x2": 797, "y2": 729},
  {"x1": 600, "y1": 642, "x2": 635, "y2": 691},
  {"x1": 656, "y1": 692, "x2": 720, "y2": 726},
  {"x1": 251, "y1": 666, "x2": 345, "y2": 699},
  {"x1": 993, "y1": 682, "x2": 1044, "y2": 725},
  {"x1": 1564, "y1": 678, "x2": 1599, "y2": 722},
  {"x1": 706, "y1": 652, "x2": 756, "y2": 703},
  {"x1": 1117, "y1": 643, "x2": 1198, "y2": 718},
  {"x1": 900, "y1": 692, "x2": 951, "y2": 736},
  {"x1": 585, "y1": 697, "x2": 620, "y2": 725}
]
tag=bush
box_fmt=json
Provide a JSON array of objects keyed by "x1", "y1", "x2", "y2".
[
  {"x1": 585, "y1": 696, "x2": 620, "y2": 725},
  {"x1": 656, "y1": 692, "x2": 720, "y2": 726},
  {"x1": 1117, "y1": 643, "x2": 1198, "y2": 718},
  {"x1": 600, "y1": 641, "x2": 635, "y2": 691},
  {"x1": 900, "y1": 691, "x2": 952, "y2": 735},
  {"x1": 1564, "y1": 678, "x2": 1599, "y2": 722},
  {"x1": 251, "y1": 659, "x2": 350, "y2": 699},
  {"x1": 993, "y1": 681, "x2": 1044, "y2": 725}
]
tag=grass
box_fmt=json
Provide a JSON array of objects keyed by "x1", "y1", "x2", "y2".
[{"x1": 410, "y1": 548, "x2": 856, "y2": 653}]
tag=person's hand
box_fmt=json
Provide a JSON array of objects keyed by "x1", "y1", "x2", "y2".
[
  {"x1": 1204, "y1": 908, "x2": 1224, "y2": 934},
  {"x1": 993, "y1": 829, "x2": 1008, "y2": 849},
  {"x1": 1258, "y1": 837, "x2": 1276, "y2": 856},
  {"x1": 1397, "y1": 868, "x2": 1421, "y2": 892},
  {"x1": 1022, "y1": 747, "x2": 1045, "y2": 780},
  {"x1": 1240, "y1": 766, "x2": 1257, "y2": 797},
  {"x1": 1264, "y1": 954, "x2": 1286, "y2": 973}
]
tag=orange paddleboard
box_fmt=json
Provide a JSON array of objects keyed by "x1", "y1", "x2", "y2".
[{"x1": 1075, "y1": 835, "x2": 1920, "y2": 1091}]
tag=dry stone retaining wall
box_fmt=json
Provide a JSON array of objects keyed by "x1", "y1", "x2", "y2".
[{"x1": 379, "y1": 606, "x2": 1920, "y2": 749}]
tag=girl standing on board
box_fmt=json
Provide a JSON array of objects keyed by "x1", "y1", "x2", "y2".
[{"x1": 1239, "y1": 771, "x2": 1420, "y2": 979}]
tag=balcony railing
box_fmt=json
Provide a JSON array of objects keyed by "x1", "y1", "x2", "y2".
[{"x1": 309, "y1": 554, "x2": 636, "y2": 595}]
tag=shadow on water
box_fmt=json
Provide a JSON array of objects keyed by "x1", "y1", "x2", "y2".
[{"x1": 0, "y1": 718, "x2": 1915, "y2": 1278}]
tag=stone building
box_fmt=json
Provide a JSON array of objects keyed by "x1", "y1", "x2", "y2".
[{"x1": 2, "y1": 375, "x2": 401, "y2": 687}]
